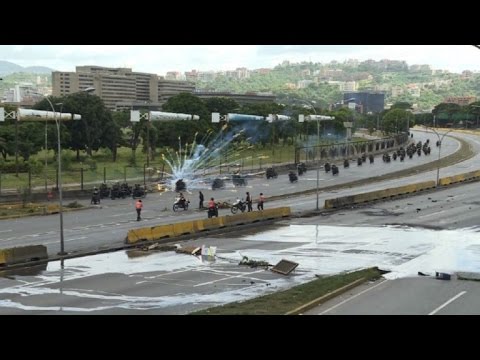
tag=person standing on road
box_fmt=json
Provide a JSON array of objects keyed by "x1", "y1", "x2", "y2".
[
  {"x1": 199, "y1": 191, "x2": 204, "y2": 209},
  {"x1": 135, "y1": 199, "x2": 143, "y2": 221},
  {"x1": 246, "y1": 191, "x2": 252, "y2": 212},
  {"x1": 257, "y1": 193, "x2": 265, "y2": 211}
]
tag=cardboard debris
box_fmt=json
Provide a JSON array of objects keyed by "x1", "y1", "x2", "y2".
[
  {"x1": 271, "y1": 259, "x2": 299, "y2": 275},
  {"x1": 176, "y1": 246, "x2": 201, "y2": 255}
]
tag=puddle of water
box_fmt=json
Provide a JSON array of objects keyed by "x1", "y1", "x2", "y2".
[{"x1": 0, "y1": 224, "x2": 479, "y2": 313}]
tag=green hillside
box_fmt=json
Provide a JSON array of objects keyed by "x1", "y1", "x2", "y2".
[{"x1": 197, "y1": 60, "x2": 480, "y2": 111}]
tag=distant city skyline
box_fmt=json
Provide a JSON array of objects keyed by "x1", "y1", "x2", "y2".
[{"x1": 1, "y1": 45, "x2": 479, "y2": 75}]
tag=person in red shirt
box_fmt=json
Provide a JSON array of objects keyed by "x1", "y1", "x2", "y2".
[
  {"x1": 257, "y1": 193, "x2": 265, "y2": 211},
  {"x1": 135, "y1": 199, "x2": 143, "y2": 221}
]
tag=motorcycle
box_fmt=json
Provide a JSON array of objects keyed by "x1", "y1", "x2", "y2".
[
  {"x1": 173, "y1": 197, "x2": 190, "y2": 212},
  {"x1": 331, "y1": 164, "x2": 339, "y2": 175},
  {"x1": 266, "y1": 167, "x2": 278, "y2": 179},
  {"x1": 99, "y1": 183, "x2": 110, "y2": 198},
  {"x1": 91, "y1": 191, "x2": 101, "y2": 205},
  {"x1": 288, "y1": 171, "x2": 298, "y2": 183},
  {"x1": 231, "y1": 199, "x2": 246, "y2": 214},
  {"x1": 132, "y1": 184, "x2": 147, "y2": 199},
  {"x1": 175, "y1": 179, "x2": 187, "y2": 192},
  {"x1": 208, "y1": 203, "x2": 219, "y2": 218},
  {"x1": 232, "y1": 174, "x2": 247, "y2": 187},
  {"x1": 297, "y1": 162, "x2": 307, "y2": 175},
  {"x1": 212, "y1": 178, "x2": 225, "y2": 190}
]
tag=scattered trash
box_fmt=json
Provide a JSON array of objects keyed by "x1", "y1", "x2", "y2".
[
  {"x1": 140, "y1": 244, "x2": 177, "y2": 252},
  {"x1": 201, "y1": 245, "x2": 217, "y2": 257},
  {"x1": 418, "y1": 271, "x2": 430, "y2": 276},
  {"x1": 176, "y1": 246, "x2": 201, "y2": 255},
  {"x1": 239, "y1": 256, "x2": 271, "y2": 268},
  {"x1": 435, "y1": 272, "x2": 451, "y2": 280}
]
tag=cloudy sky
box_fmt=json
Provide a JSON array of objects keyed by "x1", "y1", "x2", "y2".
[{"x1": 1, "y1": 45, "x2": 479, "y2": 74}]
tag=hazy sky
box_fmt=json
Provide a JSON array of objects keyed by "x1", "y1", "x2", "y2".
[{"x1": 1, "y1": 45, "x2": 479, "y2": 75}]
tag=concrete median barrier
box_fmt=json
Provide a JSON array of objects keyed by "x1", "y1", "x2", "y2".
[
  {"x1": 324, "y1": 181, "x2": 436, "y2": 209},
  {"x1": 126, "y1": 207, "x2": 291, "y2": 243},
  {"x1": 439, "y1": 170, "x2": 480, "y2": 186},
  {"x1": 151, "y1": 224, "x2": 175, "y2": 239},
  {"x1": 173, "y1": 221, "x2": 195, "y2": 236},
  {"x1": 127, "y1": 227, "x2": 153, "y2": 244},
  {"x1": 0, "y1": 245, "x2": 48, "y2": 265}
]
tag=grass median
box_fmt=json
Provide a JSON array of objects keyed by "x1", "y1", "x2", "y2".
[{"x1": 190, "y1": 267, "x2": 382, "y2": 315}]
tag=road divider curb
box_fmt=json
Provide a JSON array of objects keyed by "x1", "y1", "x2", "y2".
[{"x1": 285, "y1": 277, "x2": 366, "y2": 315}]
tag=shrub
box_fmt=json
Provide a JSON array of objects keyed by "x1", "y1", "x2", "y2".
[{"x1": 66, "y1": 201, "x2": 83, "y2": 208}]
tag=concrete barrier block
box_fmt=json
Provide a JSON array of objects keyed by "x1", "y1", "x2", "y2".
[
  {"x1": 127, "y1": 227, "x2": 153, "y2": 244},
  {"x1": 173, "y1": 221, "x2": 195, "y2": 236},
  {"x1": 0, "y1": 245, "x2": 47, "y2": 265},
  {"x1": 225, "y1": 212, "x2": 251, "y2": 226},
  {"x1": 151, "y1": 224, "x2": 175, "y2": 239}
]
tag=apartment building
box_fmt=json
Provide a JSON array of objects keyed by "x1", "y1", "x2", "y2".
[{"x1": 52, "y1": 66, "x2": 195, "y2": 111}]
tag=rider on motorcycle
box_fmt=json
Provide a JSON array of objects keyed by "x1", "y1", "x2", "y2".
[
  {"x1": 178, "y1": 192, "x2": 187, "y2": 206},
  {"x1": 208, "y1": 197, "x2": 215, "y2": 209},
  {"x1": 91, "y1": 187, "x2": 100, "y2": 204},
  {"x1": 207, "y1": 197, "x2": 218, "y2": 218}
]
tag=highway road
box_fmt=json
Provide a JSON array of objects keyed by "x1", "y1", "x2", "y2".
[
  {"x1": 0, "y1": 129, "x2": 467, "y2": 256},
  {"x1": 0, "y1": 128, "x2": 479, "y2": 314},
  {"x1": 304, "y1": 276, "x2": 480, "y2": 315}
]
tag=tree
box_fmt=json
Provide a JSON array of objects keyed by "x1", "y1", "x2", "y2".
[
  {"x1": 382, "y1": 108, "x2": 411, "y2": 135},
  {"x1": 390, "y1": 102, "x2": 413, "y2": 110},
  {"x1": 432, "y1": 103, "x2": 462, "y2": 127},
  {"x1": 161, "y1": 93, "x2": 211, "y2": 145},
  {"x1": 61, "y1": 93, "x2": 113, "y2": 159}
]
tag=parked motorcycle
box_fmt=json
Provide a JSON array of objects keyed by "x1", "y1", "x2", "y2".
[
  {"x1": 231, "y1": 198, "x2": 247, "y2": 214},
  {"x1": 132, "y1": 184, "x2": 147, "y2": 199},
  {"x1": 99, "y1": 183, "x2": 110, "y2": 198}
]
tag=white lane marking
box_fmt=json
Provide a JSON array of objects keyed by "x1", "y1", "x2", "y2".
[
  {"x1": 44, "y1": 236, "x2": 87, "y2": 245},
  {"x1": 66, "y1": 236, "x2": 87, "y2": 242},
  {"x1": 320, "y1": 279, "x2": 388, "y2": 315},
  {"x1": 429, "y1": 291, "x2": 466, "y2": 315},
  {"x1": 0, "y1": 229, "x2": 12, "y2": 233},
  {"x1": 417, "y1": 210, "x2": 447, "y2": 220},
  {"x1": 110, "y1": 213, "x2": 126, "y2": 217},
  {"x1": 194, "y1": 269, "x2": 265, "y2": 287}
]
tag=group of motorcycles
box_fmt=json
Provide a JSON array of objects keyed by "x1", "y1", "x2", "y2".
[
  {"x1": 91, "y1": 182, "x2": 147, "y2": 204},
  {"x1": 288, "y1": 162, "x2": 307, "y2": 183}
]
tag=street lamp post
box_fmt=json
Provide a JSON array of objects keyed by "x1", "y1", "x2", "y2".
[
  {"x1": 298, "y1": 101, "x2": 335, "y2": 211},
  {"x1": 42, "y1": 97, "x2": 66, "y2": 255},
  {"x1": 427, "y1": 126, "x2": 453, "y2": 187},
  {"x1": 38, "y1": 87, "x2": 94, "y2": 255},
  {"x1": 301, "y1": 101, "x2": 321, "y2": 211}
]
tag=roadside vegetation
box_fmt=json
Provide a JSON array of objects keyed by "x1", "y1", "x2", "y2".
[{"x1": 190, "y1": 267, "x2": 382, "y2": 315}]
